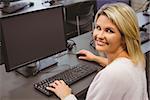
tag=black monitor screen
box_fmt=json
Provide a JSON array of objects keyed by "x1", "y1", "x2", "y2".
[{"x1": 0, "y1": 5, "x2": 67, "y2": 72}]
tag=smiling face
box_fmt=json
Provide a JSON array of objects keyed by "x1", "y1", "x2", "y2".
[{"x1": 93, "y1": 15, "x2": 124, "y2": 55}]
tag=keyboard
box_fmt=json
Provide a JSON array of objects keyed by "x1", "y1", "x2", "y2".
[
  {"x1": 2, "y1": 2, "x2": 30, "y2": 14},
  {"x1": 34, "y1": 64, "x2": 98, "y2": 96}
]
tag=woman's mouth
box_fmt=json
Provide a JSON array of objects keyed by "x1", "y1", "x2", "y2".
[{"x1": 95, "y1": 40, "x2": 108, "y2": 46}]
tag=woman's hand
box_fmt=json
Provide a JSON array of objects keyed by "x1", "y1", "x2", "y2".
[
  {"x1": 77, "y1": 49, "x2": 97, "y2": 61},
  {"x1": 77, "y1": 50, "x2": 108, "y2": 67},
  {"x1": 46, "y1": 80, "x2": 71, "y2": 100}
]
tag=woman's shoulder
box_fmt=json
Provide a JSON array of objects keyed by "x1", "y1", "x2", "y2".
[
  {"x1": 110, "y1": 57, "x2": 132, "y2": 66},
  {"x1": 92, "y1": 58, "x2": 134, "y2": 89},
  {"x1": 100, "y1": 58, "x2": 135, "y2": 80},
  {"x1": 101, "y1": 57, "x2": 145, "y2": 81},
  {"x1": 95, "y1": 57, "x2": 145, "y2": 82},
  {"x1": 108, "y1": 57, "x2": 145, "y2": 70},
  {"x1": 106, "y1": 57, "x2": 133, "y2": 71}
]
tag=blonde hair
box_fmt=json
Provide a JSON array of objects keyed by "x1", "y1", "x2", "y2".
[{"x1": 95, "y1": 3, "x2": 145, "y2": 64}]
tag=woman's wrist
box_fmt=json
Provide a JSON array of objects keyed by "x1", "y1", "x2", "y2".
[
  {"x1": 92, "y1": 56, "x2": 108, "y2": 67},
  {"x1": 62, "y1": 94, "x2": 77, "y2": 100}
]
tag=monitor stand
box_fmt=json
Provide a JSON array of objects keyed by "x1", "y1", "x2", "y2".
[{"x1": 16, "y1": 57, "x2": 57, "y2": 77}]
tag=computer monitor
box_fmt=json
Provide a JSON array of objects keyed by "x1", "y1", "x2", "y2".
[{"x1": 0, "y1": 5, "x2": 67, "y2": 77}]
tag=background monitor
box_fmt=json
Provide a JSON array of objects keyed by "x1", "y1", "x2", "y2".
[
  {"x1": 0, "y1": 0, "x2": 12, "y2": 7},
  {"x1": 0, "y1": 5, "x2": 67, "y2": 77},
  {"x1": 0, "y1": 0, "x2": 32, "y2": 14}
]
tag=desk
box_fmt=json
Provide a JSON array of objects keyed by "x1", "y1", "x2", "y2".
[{"x1": 0, "y1": 31, "x2": 150, "y2": 100}]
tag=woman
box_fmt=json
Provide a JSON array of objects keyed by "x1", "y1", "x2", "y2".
[{"x1": 46, "y1": 3, "x2": 149, "y2": 100}]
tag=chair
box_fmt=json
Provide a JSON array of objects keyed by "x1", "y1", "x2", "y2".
[
  {"x1": 145, "y1": 51, "x2": 150, "y2": 98},
  {"x1": 65, "y1": 1, "x2": 95, "y2": 36},
  {"x1": 96, "y1": 0, "x2": 131, "y2": 11}
]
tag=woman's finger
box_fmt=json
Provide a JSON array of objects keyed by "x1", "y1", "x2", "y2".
[
  {"x1": 59, "y1": 80, "x2": 67, "y2": 85},
  {"x1": 46, "y1": 86, "x2": 55, "y2": 92}
]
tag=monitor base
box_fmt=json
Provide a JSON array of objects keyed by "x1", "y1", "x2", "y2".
[{"x1": 16, "y1": 57, "x2": 57, "y2": 77}]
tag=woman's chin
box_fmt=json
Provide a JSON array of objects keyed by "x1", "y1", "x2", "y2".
[{"x1": 95, "y1": 46, "x2": 106, "y2": 52}]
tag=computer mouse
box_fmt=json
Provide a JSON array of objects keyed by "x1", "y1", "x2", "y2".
[{"x1": 76, "y1": 53, "x2": 86, "y2": 58}]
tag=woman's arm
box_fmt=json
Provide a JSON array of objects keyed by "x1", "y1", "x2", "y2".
[{"x1": 92, "y1": 55, "x2": 108, "y2": 67}]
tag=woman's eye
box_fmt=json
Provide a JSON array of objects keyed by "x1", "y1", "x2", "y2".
[
  {"x1": 96, "y1": 25, "x2": 101, "y2": 30},
  {"x1": 106, "y1": 28, "x2": 114, "y2": 33}
]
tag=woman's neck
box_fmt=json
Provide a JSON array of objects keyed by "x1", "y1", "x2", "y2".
[{"x1": 107, "y1": 49, "x2": 129, "y2": 64}]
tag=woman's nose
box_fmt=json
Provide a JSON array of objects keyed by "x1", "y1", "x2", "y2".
[
  {"x1": 93, "y1": 30, "x2": 105, "y2": 41},
  {"x1": 96, "y1": 30, "x2": 105, "y2": 39}
]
